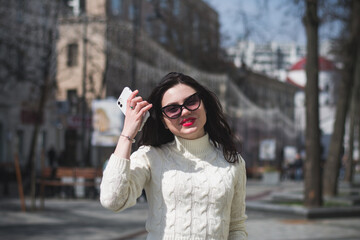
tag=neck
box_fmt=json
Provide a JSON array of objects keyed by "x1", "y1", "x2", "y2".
[{"x1": 173, "y1": 134, "x2": 213, "y2": 158}]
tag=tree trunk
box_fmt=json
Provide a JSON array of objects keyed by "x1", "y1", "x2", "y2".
[
  {"x1": 345, "y1": 33, "x2": 360, "y2": 183},
  {"x1": 303, "y1": 0, "x2": 322, "y2": 207},
  {"x1": 323, "y1": 0, "x2": 360, "y2": 196},
  {"x1": 28, "y1": 77, "x2": 49, "y2": 211},
  {"x1": 27, "y1": 23, "x2": 58, "y2": 210}
]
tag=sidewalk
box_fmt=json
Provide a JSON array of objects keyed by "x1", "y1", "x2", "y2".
[
  {"x1": 245, "y1": 180, "x2": 360, "y2": 240},
  {"x1": 0, "y1": 198, "x2": 149, "y2": 240},
  {"x1": 246, "y1": 179, "x2": 360, "y2": 218},
  {"x1": 1, "y1": 180, "x2": 360, "y2": 240}
]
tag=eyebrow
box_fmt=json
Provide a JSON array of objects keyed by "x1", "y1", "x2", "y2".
[{"x1": 162, "y1": 92, "x2": 197, "y2": 107}]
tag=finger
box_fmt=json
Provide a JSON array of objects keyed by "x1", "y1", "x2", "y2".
[
  {"x1": 143, "y1": 103, "x2": 153, "y2": 112},
  {"x1": 126, "y1": 90, "x2": 139, "y2": 109},
  {"x1": 137, "y1": 103, "x2": 152, "y2": 115},
  {"x1": 134, "y1": 100, "x2": 149, "y2": 110},
  {"x1": 130, "y1": 89, "x2": 138, "y2": 99},
  {"x1": 131, "y1": 96, "x2": 143, "y2": 106}
]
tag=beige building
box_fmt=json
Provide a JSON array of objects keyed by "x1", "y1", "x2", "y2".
[
  {"x1": 56, "y1": 1, "x2": 108, "y2": 166},
  {"x1": 57, "y1": 1, "x2": 107, "y2": 102}
]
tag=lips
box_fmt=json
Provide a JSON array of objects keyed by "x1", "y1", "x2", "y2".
[{"x1": 181, "y1": 117, "x2": 196, "y2": 126}]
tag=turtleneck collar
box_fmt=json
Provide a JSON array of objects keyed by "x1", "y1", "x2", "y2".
[{"x1": 172, "y1": 133, "x2": 214, "y2": 159}]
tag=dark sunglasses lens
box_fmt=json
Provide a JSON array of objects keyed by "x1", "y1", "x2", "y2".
[
  {"x1": 163, "y1": 106, "x2": 181, "y2": 118},
  {"x1": 162, "y1": 93, "x2": 201, "y2": 119},
  {"x1": 185, "y1": 94, "x2": 200, "y2": 110}
]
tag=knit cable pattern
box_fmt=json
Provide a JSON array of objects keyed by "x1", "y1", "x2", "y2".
[{"x1": 100, "y1": 134, "x2": 248, "y2": 239}]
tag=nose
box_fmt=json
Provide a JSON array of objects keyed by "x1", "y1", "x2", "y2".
[{"x1": 181, "y1": 106, "x2": 192, "y2": 117}]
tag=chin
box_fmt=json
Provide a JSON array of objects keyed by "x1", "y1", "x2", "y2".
[{"x1": 180, "y1": 128, "x2": 204, "y2": 139}]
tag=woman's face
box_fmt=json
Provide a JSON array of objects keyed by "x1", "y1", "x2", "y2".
[{"x1": 161, "y1": 84, "x2": 207, "y2": 140}]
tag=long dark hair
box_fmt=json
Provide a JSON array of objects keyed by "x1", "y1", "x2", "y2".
[{"x1": 139, "y1": 72, "x2": 239, "y2": 163}]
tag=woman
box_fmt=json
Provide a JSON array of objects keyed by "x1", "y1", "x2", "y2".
[{"x1": 100, "y1": 72, "x2": 248, "y2": 239}]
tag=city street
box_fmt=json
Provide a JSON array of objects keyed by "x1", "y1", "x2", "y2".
[{"x1": 1, "y1": 180, "x2": 360, "y2": 240}]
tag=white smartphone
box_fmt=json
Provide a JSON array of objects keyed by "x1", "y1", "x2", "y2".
[{"x1": 117, "y1": 87, "x2": 150, "y2": 131}]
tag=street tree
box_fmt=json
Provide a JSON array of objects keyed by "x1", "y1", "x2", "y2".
[
  {"x1": 345, "y1": 45, "x2": 360, "y2": 183},
  {"x1": 302, "y1": 0, "x2": 323, "y2": 207},
  {"x1": 323, "y1": 0, "x2": 360, "y2": 196}
]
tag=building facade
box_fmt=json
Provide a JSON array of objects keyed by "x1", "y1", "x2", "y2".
[
  {"x1": 55, "y1": 0, "x2": 224, "y2": 166},
  {"x1": 226, "y1": 68, "x2": 298, "y2": 172},
  {"x1": 234, "y1": 69, "x2": 298, "y2": 121},
  {"x1": 109, "y1": 0, "x2": 222, "y2": 71},
  {"x1": 63, "y1": 0, "x2": 223, "y2": 72},
  {"x1": 227, "y1": 41, "x2": 306, "y2": 81},
  {"x1": 226, "y1": 40, "x2": 336, "y2": 82}
]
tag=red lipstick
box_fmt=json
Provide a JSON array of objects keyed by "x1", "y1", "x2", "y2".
[{"x1": 181, "y1": 117, "x2": 196, "y2": 126}]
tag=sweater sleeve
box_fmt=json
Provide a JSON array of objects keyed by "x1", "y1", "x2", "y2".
[
  {"x1": 228, "y1": 156, "x2": 248, "y2": 240},
  {"x1": 99, "y1": 147, "x2": 151, "y2": 212}
]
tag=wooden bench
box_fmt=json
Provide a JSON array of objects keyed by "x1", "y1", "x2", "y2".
[
  {"x1": 37, "y1": 167, "x2": 102, "y2": 208},
  {"x1": 74, "y1": 168, "x2": 103, "y2": 186}
]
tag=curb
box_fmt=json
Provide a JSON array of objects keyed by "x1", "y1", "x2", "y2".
[{"x1": 247, "y1": 201, "x2": 360, "y2": 219}]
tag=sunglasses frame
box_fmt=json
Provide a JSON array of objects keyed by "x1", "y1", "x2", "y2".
[{"x1": 161, "y1": 92, "x2": 201, "y2": 119}]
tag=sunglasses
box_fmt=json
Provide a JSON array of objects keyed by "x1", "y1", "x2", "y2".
[{"x1": 161, "y1": 92, "x2": 201, "y2": 119}]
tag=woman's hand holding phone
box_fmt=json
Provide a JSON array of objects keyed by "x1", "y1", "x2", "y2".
[
  {"x1": 117, "y1": 88, "x2": 152, "y2": 140},
  {"x1": 114, "y1": 88, "x2": 152, "y2": 160}
]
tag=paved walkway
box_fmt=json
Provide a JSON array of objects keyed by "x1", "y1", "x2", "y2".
[
  {"x1": 246, "y1": 211, "x2": 360, "y2": 240},
  {"x1": 1, "y1": 180, "x2": 360, "y2": 240},
  {"x1": 0, "y1": 198, "x2": 149, "y2": 240}
]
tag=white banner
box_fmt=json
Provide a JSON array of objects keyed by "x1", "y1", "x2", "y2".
[
  {"x1": 91, "y1": 98, "x2": 124, "y2": 146},
  {"x1": 259, "y1": 139, "x2": 276, "y2": 161},
  {"x1": 283, "y1": 146, "x2": 297, "y2": 164}
]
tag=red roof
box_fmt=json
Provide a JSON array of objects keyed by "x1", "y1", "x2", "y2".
[{"x1": 289, "y1": 57, "x2": 336, "y2": 71}]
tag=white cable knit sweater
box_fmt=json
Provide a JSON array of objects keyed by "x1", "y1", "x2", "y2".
[{"x1": 100, "y1": 134, "x2": 248, "y2": 240}]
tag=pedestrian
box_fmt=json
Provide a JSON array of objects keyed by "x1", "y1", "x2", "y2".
[
  {"x1": 47, "y1": 146, "x2": 57, "y2": 168},
  {"x1": 100, "y1": 72, "x2": 248, "y2": 239},
  {"x1": 47, "y1": 146, "x2": 57, "y2": 178},
  {"x1": 294, "y1": 153, "x2": 303, "y2": 181},
  {"x1": 47, "y1": 146, "x2": 57, "y2": 196}
]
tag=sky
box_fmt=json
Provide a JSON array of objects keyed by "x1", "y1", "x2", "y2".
[{"x1": 204, "y1": 0, "x2": 307, "y2": 47}]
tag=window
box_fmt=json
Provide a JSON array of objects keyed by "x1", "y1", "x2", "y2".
[
  {"x1": 173, "y1": 0, "x2": 180, "y2": 16},
  {"x1": 159, "y1": 0, "x2": 167, "y2": 9},
  {"x1": 68, "y1": 0, "x2": 80, "y2": 15},
  {"x1": 145, "y1": 19, "x2": 153, "y2": 36},
  {"x1": 67, "y1": 43, "x2": 78, "y2": 67},
  {"x1": 67, "y1": 89, "x2": 78, "y2": 114},
  {"x1": 111, "y1": 0, "x2": 123, "y2": 15},
  {"x1": 16, "y1": 0, "x2": 25, "y2": 22},
  {"x1": 159, "y1": 23, "x2": 167, "y2": 44},
  {"x1": 192, "y1": 16, "x2": 200, "y2": 40},
  {"x1": 79, "y1": 0, "x2": 86, "y2": 14},
  {"x1": 129, "y1": 3, "x2": 135, "y2": 20},
  {"x1": 67, "y1": 0, "x2": 86, "y2": 15}
]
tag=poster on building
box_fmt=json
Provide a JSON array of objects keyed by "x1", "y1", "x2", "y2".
[
  {"x1": 92, "y1": 98, "x2": 124, "y2": 146},
  {"x1": 283, "y1": 146, "x2": 297, "y2": 164},
  {"x1": 259, "y1": 139, "x2": 276, "y2": 161}
]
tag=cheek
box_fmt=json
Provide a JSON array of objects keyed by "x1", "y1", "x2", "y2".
[
  {"x1": 202, "y1": 111, "x2": 207, "y2": 122},
  {"x1": 163, "y1": 118, "x2": 178, "y2": 130},
  {"x1": 200, "y1": 110, "x2": 207, "y2": 126},
  {"x1": 199, "y1": 105, "x2": 207, "y2": 121}
]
